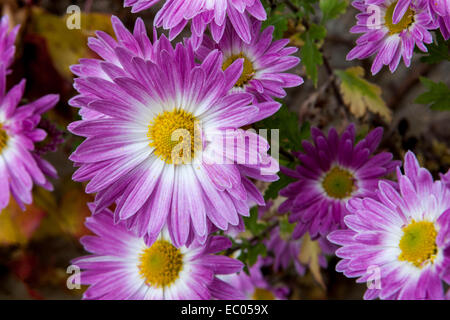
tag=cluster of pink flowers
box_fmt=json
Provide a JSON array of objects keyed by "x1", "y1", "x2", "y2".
[
  {"x1": 68, "y1": 0, "x2": 303, "y2": 300},
  {"x1": 0, "y1": 0, "x2": 448, "y2": 301}
]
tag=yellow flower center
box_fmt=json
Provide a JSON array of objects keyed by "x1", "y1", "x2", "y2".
[
  {"x1": 0, "y1": 124, "x2": 8, "y2": 154},
  {"x1": 147, "y1": 109, "x2": 201, "y2": 164},
  {"x1": 222, "y1": 52, "x2": 255, "y2": 87},
  {"x1": 252, "y1": 288, "x2": 275, "y2": 300},
  {"x1": 138, "y1": 240, "x2": 184, "y2": 288},
  {"x1": 385, "y1": 1, "x2": 415, "y2": 34},
  {"x1": 322, "y1": 166, "x2": 356, "y2": 199},
  {"x1": 399, "y1": 220, "x2": 438, "y2": 268}
]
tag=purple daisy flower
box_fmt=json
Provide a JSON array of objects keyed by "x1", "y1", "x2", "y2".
[
  {"x1": 69, "y1": 16, "x2": 280, "y2": 248},
  {"x1": 393, "y1": 0, "x2": 449, "y2": 39},
  {"x1": 196, "y1": 18, "x2": 303, "y2": 102},
  {"x1": 0, "y1": 15, "x2": 20, "y2": 72},
  {"x1": 219, "y1": 257, "x2": 289, "y2": 300},
  {"x1": 279, "y1": 124, "x2": 400, "y2": 239},
  {"x1": 0, "y1": 18, "x2": 59, "y2": 211},
  {"x1": 266, "y1": 222, "x2": 337, "y2": 276},
  {"x1": 73, "y1": 205, "x2": 244, "y2": 300},
  {"x1": 328, "y1": 151, "x2": 450, "y2": 300},
  {"x1": 123, "y1": 0, "x2": 267, "y2": 45},
  {"x1": 347, "y1": 0, "x2": 437, "y2": 74}
]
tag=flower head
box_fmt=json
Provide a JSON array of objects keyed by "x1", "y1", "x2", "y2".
[
  {"x1": 196, "y1": 18, "x2": 303, "y2": 102},
  {"x1": 347, "y1": 0, "x2": 437, "y2": 74},
  {"x1": 393, "y1": 0, "x2": 449, "y2": 39},
  {"x1": 0, "y1": 17, "x2": 59, "y2": 211},
  {"x1": 74, "y1": 205, "x2": 244, "y2": 300},
  {"x1": 279, "y1": 124, "x2": 400, "y2": 239},
  {"x1": 428, "y1": 0, "x2": 450, "y2": 39},
  {"x1": 219, "y1": 257, "x2": 289, "y2": 300},
  {"x1": 123, "y1": 0, "x2": 267, "y2": 45},
  {"x1": 328, "y1": 151, "x2": 450, "y2": 300},
  {"x1": 69, "y1": 17, "x2": 280, "y2": 247}
]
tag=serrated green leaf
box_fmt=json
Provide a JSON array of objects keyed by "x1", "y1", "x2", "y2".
[
  {"x1": 320, "y1": 0, "x2": 348, "y2": 23},
  {"x1": 420, "y1": 32, "x2": 450, "y2": 64},
  {"x1": 300, "y1": 25, "x2": 325, "y2": 86},
  {"x1": 415, "y1": 77, "x2": 450, "y2": 111},
  {"x1": 248, "y1": 243, "x2": 267, "y2": 266},
  {"x1": 261, "y1": 1, "x2": 290, "y2": 39},
  {"x1": 244, "y1": 207, "x2": 266, "y2": 234}
]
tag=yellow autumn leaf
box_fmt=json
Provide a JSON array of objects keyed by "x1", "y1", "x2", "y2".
[
  {"x1": 336, "y1": 66, "x2": 392, "y2": 122},
  {"x1": 30, "y1": 7, "x2": 114, "y2": 80},
  {"x1": 298, "y1": 233, "x2": 326, "y2": 289}
]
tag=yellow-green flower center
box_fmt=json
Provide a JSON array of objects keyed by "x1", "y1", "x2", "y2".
[
  {"x1": 385, "y1": 1, "x2": 415, "y2": 34},
  {"x1": 147, "y1": 109, "x2": 201, "y2": 164},
  {"x1": 222, "y1": 52, "x2": 255, "y2": 87},
  {"x1": 322, "y1": 166, "x2": 356, "y2": 199},
  {"x1": 252, "y1": 288, "x2": 275, "y2": 300},
  {"x1": 138, "y1": 240, "x2": 184, "y2": 288},
  {"x1": 399, "y1": 220, "x2": 438, "y2": 268},
  {"x1": 0, "y1": 124, "x2": 8, "y2": 154}
]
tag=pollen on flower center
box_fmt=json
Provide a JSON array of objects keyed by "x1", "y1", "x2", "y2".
[
  {"x1": 252, "y1": 288, "x2": 275, "y2": 300},
  {"x1": 385, "y1": 1, "x2": 415, "y2": 34},
  {"x1": 222, "y1": 52, "x2": 255, "y2": 87},
  {"x1": 147, "y1": 109, "x2": 200, "y2": 164},
  {"x1": 399, "y1": 220, "x2": 438, "y2": 268},
  {"x1": 0, "y1": 124, "x2": 8, "y2": 154},
  {"x1": 138, "y1": 240, "x2": 184, "y2": 288},
  {"x1": 322, "y1": 166, "x2": 356, "y2": 199}
]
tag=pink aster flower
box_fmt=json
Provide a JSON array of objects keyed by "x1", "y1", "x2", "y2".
[
  {"x1": 73, "y1": 205, "x2": 244, "y2": 300},
  {"x1": 266, "y1": 224, "x2": 337, "y2": 276},
  {"x1": 328, "y1": 151, "x2": 450, "y2": 300},
  {"x1": 219, "y1": 257, "x2": 289, "y2": 300},
  {"x1": 196, "y1": 18, "x2": 303, "y2": 102},
  {"x1": 123, "y1": 0, "x2": 267, "y2": 45},
  {"x1": 279, "y1": 124, "x2": 400, "y2": 239},
  {"x1": 393, "y1": 0, "x2": 449, "y2": 39},
  {"x1": 69, "y1": 16, "x2": 280, "y2": 248},
  {"x1": 0, "y1": 15, "x2": 19, "y2": 72},
  {"x1": 0, "y1": 19, "x2": 59, "y2": 211},
  {"x1": 347, "y1": 0, "x2": 437, "y2": 74}
]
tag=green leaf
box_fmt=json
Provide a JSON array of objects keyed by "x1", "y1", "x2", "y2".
[
  {"x1": 420, "y1": 32, "x2": 450, "y2": 64},
  {"x1": 244, "y1": 207, "x2": 266, "y2": 234},
  {"x1": 261, "y1": 2, "x2": 290, "y2": 39},
  {"x1": 247, "y1": 243, "x2": 267, "y2": 266},
  {"x1": 320, "y1": 0, "x2": 348, "y2": 23},
  {"x1": 291, "y1": 0, "x2": 317, "y2": 18},
  {"x1": 255, "y1": 105, "x2": 309, "y2": 151},
  {"x1": 300, "y1": 24, "x2": 326, "y2": 86},
  {"x1": 415, "y1": 77, "x2": 450, "y2": 111}
]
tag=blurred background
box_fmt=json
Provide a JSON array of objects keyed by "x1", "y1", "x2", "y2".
[{"x1": 0, "y1": 0, "x2": 448, "y2": 299}]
